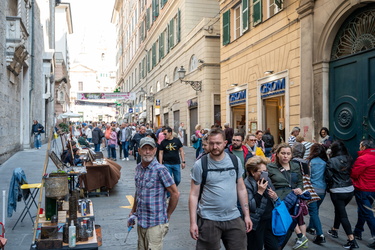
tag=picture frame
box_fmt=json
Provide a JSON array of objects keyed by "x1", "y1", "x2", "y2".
[{"x1": 250, "y1": 121, "x2": 258, "y2": 134}]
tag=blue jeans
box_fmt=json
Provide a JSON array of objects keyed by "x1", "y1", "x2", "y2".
[
  {"x1": 354, "y1": 190, "x2": 375, "y2": 237},
  {"x1": 34, "y1": 134, "x2": 41, "y2": 148},
  {"x1": 308, "y1": 193, "x2": 326, "y2": 235},
  {"x1": 109, "y1": 144, "x2": 116, "y2": 159},
  {"x1": 121, "y1": 141, "x2": 129, "y2": 158},
  {"x1": 94, "y1": 144, "x2": 101, "y2": 152},
  {"x1": 164, "y1": 164, "x2": 181, "y2": 186}
]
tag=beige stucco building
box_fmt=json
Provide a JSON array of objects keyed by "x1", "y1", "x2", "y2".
[
  {"x1": 220, "y1": 0, "x2": 375, "y2": 154},
  {"x1": 112, "y1": 0, "x2": 221, "y2": 143}
]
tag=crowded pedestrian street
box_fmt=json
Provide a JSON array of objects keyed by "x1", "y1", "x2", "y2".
[{"x1": 0, "y1": 139, "x2": 374, "y2": 250}]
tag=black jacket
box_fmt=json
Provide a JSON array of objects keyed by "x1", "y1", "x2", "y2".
[
  {"x1": 92, "y1": 127, "x2": 104, "y2": 144},
  {"x1": 262, "y1": 133, "x2": 274, "y2": 148},
  {"x1": 244, "y1": 176, "x2": 275, "y2": 230},
  {"x1": 325, "y1": 155, "x2": 353, "y2": 190}
]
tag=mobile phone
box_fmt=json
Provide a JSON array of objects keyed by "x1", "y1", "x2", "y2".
[{"x1": 260, "y1": 171, "x2": 268, "y2": 181}]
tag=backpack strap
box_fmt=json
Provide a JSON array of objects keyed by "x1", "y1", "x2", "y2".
[{"x1": 198, "y1": 152, "x2": 239, "y2": 202}]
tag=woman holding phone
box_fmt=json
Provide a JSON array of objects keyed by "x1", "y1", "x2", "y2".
[{"x1": 245, "y1": 156, "x2": 279, "y2": 250}]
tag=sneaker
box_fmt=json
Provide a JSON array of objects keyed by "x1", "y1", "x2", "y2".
[
  {"x1": 368, "y1": 241, "x2": 375, "y2": 249},
  {"x1": 126, "y1": 157, "x2": 129, "y2": 161},
  {"x1": 353, "y1": 231, "x2": 362, "y2": 240},
  {"x1": 307, "y1": 227, "x2": 316, "y2": 235},
  {"x1": 343, "y1": 239, "x2": 359, "y2": 249},
  {"x1": 292, "y1": 235, "x2": 308, "y2": 249},
  {"x1": 121, "y1": 158, "x2": 126, "y2": 161},
  {"x1": 328, "y1": 229, "x2": 338, "y2": 238},
  {"x1": 313, "y1": 235, "x2": 326, "y2": 244}
]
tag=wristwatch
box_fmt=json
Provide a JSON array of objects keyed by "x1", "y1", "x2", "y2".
[{"x1": 182, "y1": 161, "x2": 186, "y2": 163}]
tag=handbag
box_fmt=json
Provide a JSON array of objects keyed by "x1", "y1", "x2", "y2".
[
  {"x1": 299, "y1": 162, "x2": 321, "y2": 205},
  {"x1": 272, "y1": 198, "x2": 293, "y2": 236}
]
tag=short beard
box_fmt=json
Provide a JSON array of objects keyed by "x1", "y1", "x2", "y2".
[
  {"x1": 232, "y1": 144, "x2": 241, "y2": 150},
  {"x1": 141, "y1": 156, "x2": 154, "y2": 163}
]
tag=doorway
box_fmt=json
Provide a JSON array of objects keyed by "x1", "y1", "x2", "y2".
[{"x1": 264, "y1": 96, "x2": 285, "y2": 144}]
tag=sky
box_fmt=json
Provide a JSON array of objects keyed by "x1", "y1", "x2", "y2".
[{"x1": 66, "y1": 0, "x2": 116, "y2": 69}]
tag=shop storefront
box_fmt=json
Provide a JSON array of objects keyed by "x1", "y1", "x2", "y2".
[
  {"x1": 258, "y1": 72, "x2": 289, "y2": 143},
  {"x1": 228, "y1": 89, "x2": 247, "y2": 137}
]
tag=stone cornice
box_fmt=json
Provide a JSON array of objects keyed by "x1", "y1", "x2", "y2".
[{"x1": 296, "y1": 0, "x2": 315, "y2": 19}]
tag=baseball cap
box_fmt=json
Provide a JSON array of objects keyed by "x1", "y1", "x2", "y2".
[{"x1": 139, "y1": 137, "x2": 156, "y2": 148}]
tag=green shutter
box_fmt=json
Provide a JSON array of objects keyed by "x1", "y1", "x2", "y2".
[
  {"x1": 169, "y1": 19, "x2": 174, "y2": 48},
  {"x1": 242, "y1": 0, "x2": 249, "y2": 32},
  {"x1": 152, "y1": 43, "x2": 156, "y2": 68},
  {"x1": 253, "y1": 0, "x2": 262, "y2": 26},
  {"x1": 139, "y1": 62, "x2": 142, "y2": 80},
  {"x1": 146, "y1": 8, "x2": 150, "y2": 30},
  {"x1": 222, "y1": 10, "x2": 230, "y2": 45},
  {"x1": 166, "y1": 26, "x2": 170, "y2": 53},
  {"x1": 143, "y1": 56, "x2": 146, "y2": 77},
  {"x1": 160, "y1": 32, "x2": 164, "y2": 59},
  {"x1": 177, "y1": 9, "x2": 181, "y2": 43},
  {"x1": 155, "y1": 0, "x2": 159, "y2": 18},
  {"x1": 147, "y1": 50, "x2": 151, "y2": 72}
]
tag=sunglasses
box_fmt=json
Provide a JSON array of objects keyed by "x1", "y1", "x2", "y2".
[{"x1": 249, "y1": 139, "x2": 257, "y2": 141}]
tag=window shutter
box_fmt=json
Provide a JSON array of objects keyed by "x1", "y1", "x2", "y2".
[
  {"x1": 169, "y1": 19, "x2": 175, "y2": 48},
  {"x1": 159, "y1": 34, "x2": 163, "y2": 60},
  {"x1": 166, "y1": 26, "x2": 170, "y2": 53},
  {"x1": 222, "y1": 10, "x2": 230, "y2": 45},
  {"x1": 139, "y1": 63, "x2": 142, "y2": 80},
  {"x1": 161, "y1": 32, "x2": 165, "y2": 58},
  {"x1": 275, "y1": 0, "x2": 282, "y2": 9},
  {"x1": 155, "y1": 0, "x2": 159, "y2": 18},
  {"x1": 147, "y1": 50, "x2": 151, "y2": 72},
  {"x1": 146, "y1": 8, "x2": 150, "y2": 30},
  {"x1": 242, "y1": 0, "x2": 249, "y2": 32},
  {"x1": 253, "y1": 0, "x2": 262, "y2": 26},
  {"x1": 152, "y1": 43, "x2": 156, "y2": 68},
  {"x1": 177, "y1": 9, "x2": 181, "y2": 43}
]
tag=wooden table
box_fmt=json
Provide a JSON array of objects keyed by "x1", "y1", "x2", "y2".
[{"x1": 79, "y1": 159, "x2": 121, "y2": 196}]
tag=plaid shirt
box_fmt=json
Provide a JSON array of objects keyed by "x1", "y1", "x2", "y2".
[{"x1": 135, "y1": 157, "x2": 175, "y2": 228}]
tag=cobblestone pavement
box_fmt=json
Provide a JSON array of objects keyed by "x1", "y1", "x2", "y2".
[{"x1": 0, "y1": 140, "x2": 374, "y2": 249}]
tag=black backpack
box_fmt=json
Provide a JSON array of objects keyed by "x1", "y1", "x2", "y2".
[{"x1": 198, "y1": 152, "x2": 239, "y2": 201}]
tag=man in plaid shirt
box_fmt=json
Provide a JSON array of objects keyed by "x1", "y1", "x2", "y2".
[{"x1": 129, "y1": 137, "x2": 180, "y2": 250}]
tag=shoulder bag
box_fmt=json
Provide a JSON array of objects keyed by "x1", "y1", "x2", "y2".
[{"x1": 299, "y1": 162, "x2": 321, "y2": 205}]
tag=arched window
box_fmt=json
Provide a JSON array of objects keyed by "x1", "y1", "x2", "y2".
[
  {"x1": 156, "y1": 81, "x2": 161, "y2": 92},
  {"x1": 150, "y1": 86, "x2": 154, "y2": 94},
  {"x1": 164, "y1": 75, "x2": 169, "y2": 87},
  {"x1": 189, "y1": 54, "x2": 198, "y2": 72},
  {"x1": 173, "y1": 67, "x2": 179, "y2": 81}
]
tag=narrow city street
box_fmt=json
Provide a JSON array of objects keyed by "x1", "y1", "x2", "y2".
[{"x1": 0, "y1": 140, "x2": 374, "y2": 250}]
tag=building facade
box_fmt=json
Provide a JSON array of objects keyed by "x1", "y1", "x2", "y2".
[
  {"x1": 112, "y1": 0, "x2": 221, "y2": 142},
  {"x1": 0, "y1": 0, "x2": 72, "y2": 164},
  {"x1": 220, "y1": 0, "x2": 375, "y2": 156}
]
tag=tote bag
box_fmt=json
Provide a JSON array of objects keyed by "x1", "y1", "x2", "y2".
[{"x1": 272, "y1": 198, "x2": 293, "y2": 236}]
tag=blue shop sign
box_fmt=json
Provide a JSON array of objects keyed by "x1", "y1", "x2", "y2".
[
  {"x1": 229, "y1": 90, "x2": 247, "y2": 106},
  {"x1": 128, "y1": 108, "x2": 133, "y2": 113},
  {"x1": 260, "y1": 78, "x2": 285, "y2": 98}
]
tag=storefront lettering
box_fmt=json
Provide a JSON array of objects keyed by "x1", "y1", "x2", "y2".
[
  {"x1": 229, "y1": 90, "x2": 246, "y2": 105},
  {"x1": 260, "y1": 78, "x2": 285, "y2": 98}
]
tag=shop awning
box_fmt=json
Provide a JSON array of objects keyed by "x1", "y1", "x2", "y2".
[{"x1": 139, "y1": 112, "x2": 147, "y2": 119}]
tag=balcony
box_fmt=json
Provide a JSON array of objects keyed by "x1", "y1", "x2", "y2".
[{"x1": 6, "y1": 16, "x2": 29, "y2": 76}]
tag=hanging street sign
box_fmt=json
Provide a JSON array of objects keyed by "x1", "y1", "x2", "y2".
[{"x1": 77, "y1": 92, "x2": 136, "y2": 100}]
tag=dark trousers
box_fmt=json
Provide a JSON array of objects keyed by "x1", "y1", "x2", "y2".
[
  {"x1": 330, "y1": 192, "x2": 354, "y2": 235},
  {"x1": 354, "y1": 190, "x2": 375, "y2": 237},
  {"x1": 247, "y1": 218, "x2": 278, "y2": 250},
  {"x1": 196, "y1": 217, "x2": 246, "y2": 250}
]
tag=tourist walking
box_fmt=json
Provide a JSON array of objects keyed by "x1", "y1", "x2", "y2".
[{"x1": 31, "y1": 120, "x2": 44, "y2": 149}]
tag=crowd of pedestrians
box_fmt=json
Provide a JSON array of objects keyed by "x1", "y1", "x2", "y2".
[{"x1": 55, "y1": 120, "x2": 375, "y2": 250}]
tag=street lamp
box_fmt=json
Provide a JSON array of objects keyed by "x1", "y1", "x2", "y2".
[
  {"x1": 139, "y1": 87, "x2": 154, "y2": 101},
  {"x1": 177, "y1": 66, "x2": 202, "y2": 92}
]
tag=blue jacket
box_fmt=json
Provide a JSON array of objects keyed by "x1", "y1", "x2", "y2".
[
  {"x1": 7, "y1": 168, "x2": 28, "y2": 217},
  {"x1": 309, "y1": 157, "x2": 327, "y2": 193}
]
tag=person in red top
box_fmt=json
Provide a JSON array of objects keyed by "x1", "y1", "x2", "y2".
[
  {"x1": 224, "y1": 133, "x2": 253, "y2": 176},
  {"x1": 351, "y1": 139, "x2": 375, "y2": 249}
]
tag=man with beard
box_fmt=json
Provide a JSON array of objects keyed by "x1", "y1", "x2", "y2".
[
  {"x1": 128, "y1": 137, "x2": 180, "y2": 250},
  {"x1": 129, "y1": 126, "x2": 147, "y2": 163},
  {"x1": 189, "y1": 129, "x2": 253, "y2": 249},
  {"x1": 225, "y1": 133, "x2": 252, "y2": 176}
]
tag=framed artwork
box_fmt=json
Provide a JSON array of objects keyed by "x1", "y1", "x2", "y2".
[
  {"x1": 48, "y1": 150, "x2": 65, "y2": 170},
  {"x1": 250, "y1": 121, "x2": 258, "y2": 134}
]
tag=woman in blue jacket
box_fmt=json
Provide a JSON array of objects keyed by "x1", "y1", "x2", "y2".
[{"x1": 306, "y1": 143, "x2": 328, "y2": 244}]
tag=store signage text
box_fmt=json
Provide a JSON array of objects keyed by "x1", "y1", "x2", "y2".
[
  {"x1": 229, "y1": 90, "x2": 246, "y2": 106},
  {"x1": 261, "y1": 78, "x2": 285, "y2": 98}
]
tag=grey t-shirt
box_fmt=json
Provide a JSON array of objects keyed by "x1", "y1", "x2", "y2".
[{"x1": 191, "y1": 153, "x2": 243, "y2": 221}]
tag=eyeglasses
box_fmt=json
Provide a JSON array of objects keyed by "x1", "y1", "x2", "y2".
[
  {"x1": 232, "y1": 139, "x2": 242, "y2": 142},
  {"x1": 249, "y1": 139, "x2": 257, "y2": 142}
]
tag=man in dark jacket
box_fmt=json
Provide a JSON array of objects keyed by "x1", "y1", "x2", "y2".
[
  {"x1": 224, "y1": 123, "x2": 234, "y2": 146},
  {"x1": 31, "y1": 120, "x2": 44, "y2": 149},
  {"x1": 129, "y1": 126, "x2": 147, "y2": 163},
  {"x1": 92, "y1": 123, "x2": 104, "y2": 152},
  {"x1": 351, "y1": 139, "x2": 375, "y2": 248}
]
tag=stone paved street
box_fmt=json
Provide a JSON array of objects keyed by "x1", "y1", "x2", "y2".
[{"x1": 0, "y1": 140, "x2": 374, "y2": 249}]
